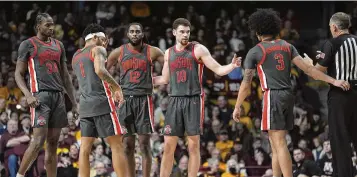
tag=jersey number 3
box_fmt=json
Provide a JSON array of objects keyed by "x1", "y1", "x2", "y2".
[{"x1": 274, "y1": 53, "x2": 285, "y2": 70}]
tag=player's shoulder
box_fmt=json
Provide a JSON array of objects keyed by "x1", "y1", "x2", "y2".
[
  {"x1": 19, "y1": 37, "x2": 34, "y2": 46},
  {"x1": 248, "y1": 44, "x2": 263, "y2": 54}
]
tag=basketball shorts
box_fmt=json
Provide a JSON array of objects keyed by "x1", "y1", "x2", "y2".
[
  {"x1": 80, "y1": 111, "x2": 124, "y2": 138},
  {"x1": 261, "y1": 89, "x2": 294, "y2": 131},
  {"x1": 30, "y1": 91, "x2": 67, "y2": 128},
  {"x1": 162, "y1": 95, "x2": 205, "y2": 136},
  {"x1": 118, "y1": 95, "x2": 155, "y2": 135}
]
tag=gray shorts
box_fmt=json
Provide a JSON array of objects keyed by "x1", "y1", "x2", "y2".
[
  {"x1": 30, "y1": 91, "x2": 67, "y2": 128},
  {"x1": 118, "y1": 95, "x2": 155, "y2": 135},
  {"x1": 80, "y1": 112, "x2": 124, "y2": 138},
  {"x1": 261, "y1": 89, "x2": 294, "y2": 131},
  {"x1": 162, "y1": 95, "x2": 204, "y2": 136}
]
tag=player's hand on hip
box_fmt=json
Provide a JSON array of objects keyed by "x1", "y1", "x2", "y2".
[
  {"x1": 231, "y1": 54, "x2": 242, "y2": 68},
  {"x1": 26, "y1": 95, "x2": 39, "y2": 108},
  {"x1": 114, "y1": 90, "x2": 125, "y2": 105},
  {"x1": 232, "y1": 107, "x2": 241, "y2": 122},
  {"x1": 303, "y1": 53, "x2": 314, "y2": 66},
  {"x1": 333, "y1": 80, "x2": 350, "y2": 91}
]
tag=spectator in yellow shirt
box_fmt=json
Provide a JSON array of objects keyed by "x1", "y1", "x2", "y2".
[
  {"x1": 222, "y1": 159, "x2": 247, "y2": 177},
  {"x1": 0, "y1": 77, "x2": 23, "y2": 106},
  {"x1": 216, "y1": 130, "x2": 234, "y2": 161}
]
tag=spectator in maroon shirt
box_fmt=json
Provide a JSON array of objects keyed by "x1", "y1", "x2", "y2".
[{"x1": 0, "y1": 118, "x2": 30, "y2": 177}]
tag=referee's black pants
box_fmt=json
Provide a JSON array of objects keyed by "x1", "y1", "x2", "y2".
[{"x1": 328, "y1": 87, "x2": 357, "y2": 177}]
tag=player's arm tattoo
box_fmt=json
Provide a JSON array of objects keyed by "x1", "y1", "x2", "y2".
[
  {"x1": 15, "y1": 61, "x2": 32, "y2": 97},
  {"x1": 242, "y1": 69, "x2": 255, "y2": 83},
  {"x1": 93, "y1": 46, "x2": 121, "y2": 89}
]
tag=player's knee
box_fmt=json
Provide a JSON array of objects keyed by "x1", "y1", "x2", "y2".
[
  {"x1": 30, "y1": 136, "x2": 46, "y2": 152},
  {"x1": 164, "y1": 141, "x2": 176, "y2": 154},
  {"x1": 188, "y1": 140, "x2": 200, "y2": 153},
  {"x1": 139, "y1": 143, "x2": 151, "y2": 157}
]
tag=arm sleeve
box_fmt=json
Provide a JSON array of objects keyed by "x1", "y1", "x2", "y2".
[
  {"x1": 243, "y1": 47, "x2": 259, "y2": 69},
  {"x1": 290, "y1": 44, "x2": 300, "y2": 59},
  {"x1": 318, "y1": 40, "x2": 334, "y2": 67},
  {"x1": 17, "y1": 40, "x2": 31, "y2": 62}
]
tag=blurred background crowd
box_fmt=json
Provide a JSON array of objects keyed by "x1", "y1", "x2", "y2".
[{"x1": 0, "y1": 1, "x2": 357, "y2": 177}]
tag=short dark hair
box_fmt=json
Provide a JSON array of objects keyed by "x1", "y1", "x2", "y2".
[
  {"x1": 34, "y1": 13, "x2": 51, "y2": 33},
  {"x1": 82, "y1": 23, "x2": 105, "y2": 40},
  {"x1": 330, "y1": 12, "x2": 351, "y2": 30},
  {"x1": 126, "y1": 22, "x2": 144, "y2": 33},
  {"x1": 172, "y1": 18, "x2": 191, "y2": 29},
  {"x1": 247, "y1": 8, "x2": 281, "y2": 37}
]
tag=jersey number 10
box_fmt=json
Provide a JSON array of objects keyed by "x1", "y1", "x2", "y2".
[{"x1": 176, "y1": 70, "x2": 187, "y2": 83}]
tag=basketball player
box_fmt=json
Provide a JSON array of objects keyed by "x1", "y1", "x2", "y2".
[
  {"x1": 14, "y1": 13, "x2": 78, "y2": 177},
  {"x1": 106, "y1": 22, "x2": 164, "y2": 177},
  {"x1": 232, "y1": 9, "x2": 349, "y2": 177},
  {"x1": 71, "y1": 23, "x2": 128, "y2": 177},
  {"x1": 153, "y1": 18, "x2": 241, "y2": 177}
]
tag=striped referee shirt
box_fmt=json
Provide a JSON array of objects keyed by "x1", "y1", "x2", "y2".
[{"x1": 318, "y1": 34, "x2": 357, "y2": 82}]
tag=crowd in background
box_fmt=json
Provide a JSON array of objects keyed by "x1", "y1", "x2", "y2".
[{"x1": 0, "y1": 1, "x2": 357, "y2": 177}]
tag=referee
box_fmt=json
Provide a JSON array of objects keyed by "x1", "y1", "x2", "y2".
[{"x1": 305, "y1": 12, "x2": 357, "y2": 177}]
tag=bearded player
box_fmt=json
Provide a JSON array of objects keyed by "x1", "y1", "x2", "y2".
[
  {"x1": 107, "y1": 22, "x2": 164, "y2": 177},
  {"x1": 153, "y1": 18, "x2": 241, "y2": 177},
  {"x1": 233, "y1": 9, "x2": 349, "y2": 177}
]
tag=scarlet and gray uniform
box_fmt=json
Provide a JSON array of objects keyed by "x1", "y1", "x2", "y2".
[
  {"x1": 72, "y1": 45, "x2": 124, "y2": 137},
  {"x1": 162, "y1": 43, "x2": 205, "y2": 136},
  {"x1": 17, "y1": 36, "x2": 67, "y2": 128},
  {"x1": 244, "y1": 39, "x2": 299, "y2": 131},
  {"x1": 117, "y1": 43, "x2": 155, "y2": 135}
]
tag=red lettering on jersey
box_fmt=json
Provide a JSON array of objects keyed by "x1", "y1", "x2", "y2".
[
  {"x1": 38, "y1": 50, "x2": 61, "y2": 66},
  {"x1": 169, "y1": 57, "x2": 193, "y2": 73},
  {"x1": 266, "y1": 45, "x2": 290, "y2": 54},
  {"x1": 122, "y1": 58, "x2": 147, "y2": 73}
]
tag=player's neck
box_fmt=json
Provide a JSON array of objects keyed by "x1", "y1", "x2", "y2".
[
  {"x1": 84, "y1": 41, "x2": 96, "y2": 49},
  {"x1": 36, "y1": 34, "x2": 50, "y2": 43},
  {"x1": 260, "y1": 35, "x2": 275, "y2": 42},
  {"x1": 175, "y1": 42, "x2": 188, "y2": 51},
  {"x1": 128, "y1": 42, "x2": 143, "y2": 52}
]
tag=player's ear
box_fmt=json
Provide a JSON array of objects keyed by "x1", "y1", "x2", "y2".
[{"x1": 173, "y1": 29, "x2": 176, "y2": 36}]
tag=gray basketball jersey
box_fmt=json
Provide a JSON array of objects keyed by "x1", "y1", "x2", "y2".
[
  {"x1": 72, "y1": 46, "x2": 115, "y2": 118},
  {"x1": 168, "y1": 43, "x2": 204, "y2": 96}
]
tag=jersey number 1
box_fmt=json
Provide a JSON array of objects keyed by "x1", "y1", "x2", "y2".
[
  {"x1": 274, "y1": 53, "x2": 285, "y2": 70},
  {"x1": 79, "y1": 61, "x2": 86, "y2": 77}
]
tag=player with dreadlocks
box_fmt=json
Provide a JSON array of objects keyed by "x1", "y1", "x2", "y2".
[
  {"x1": 232, "y1": 9, "x2": 349, "y2": 177},
  {"x1": 106, "y1": 22, "x2": 164, "y2": 177},
  {"x1": 71, "y1": 23, "x2": 128, "y2": 177},
  {"x1": 15, "y1": 13, "x2": 78, "y2": 177}
]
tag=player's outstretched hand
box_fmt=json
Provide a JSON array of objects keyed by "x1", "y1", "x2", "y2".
[
  {"x1": 114, "y1": 90, "x2": 125, "y2": 105},
  {"x1": 231, "y1": 54, "x2": 242, "y2": 68},
  {"x1": 232, "y1": 107, "x2": 241, "y2": 122},
  {"x1": 26, "y1": 95, "x2": 39, "y2": 108},
  {"x1": 303, "y1": 53, "x2": 314, "y2": 66},
  {"x1": 333, "y1": 80, "x2": 350, "y2": 91}
]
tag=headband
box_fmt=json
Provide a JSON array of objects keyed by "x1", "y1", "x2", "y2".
[{"x1": 84, "y1": 32, "x2": 106, "y2": 41}]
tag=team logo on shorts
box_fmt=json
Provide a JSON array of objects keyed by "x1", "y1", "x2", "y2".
[
  {"x1": 37, "y1": 116, "x2": 46, "y2": 126},
  {"x1": 163, "y1": 125, "x2": 172, "y2": 135},
  {"x1": 121, "y1": 126, "x2": 128, "y2": 134}
]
